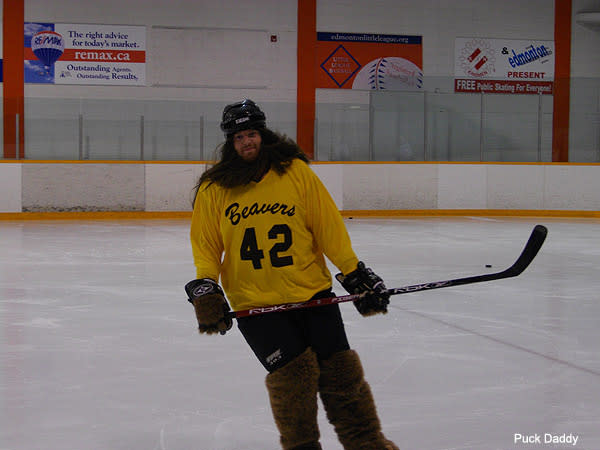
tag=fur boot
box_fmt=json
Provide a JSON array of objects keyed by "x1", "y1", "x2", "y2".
[
  {"x1": 318, "y1": 350, "x2": 399, "y2": 450},
  {"x1": 265, "y1": 348, "x2": 322, "y2": 450}
]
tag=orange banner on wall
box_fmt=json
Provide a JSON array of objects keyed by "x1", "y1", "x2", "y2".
[{"x1": 316, "y1": 32, "x2": 423, "y2": 91}]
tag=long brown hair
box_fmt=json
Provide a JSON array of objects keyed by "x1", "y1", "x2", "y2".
[{"x1": 194, "y1": 128, "x2": 309, "y2": 196}]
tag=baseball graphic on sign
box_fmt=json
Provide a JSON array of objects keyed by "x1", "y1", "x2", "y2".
[{"x1": 352, "y1": 57, "x2": 423, "y2": 90}]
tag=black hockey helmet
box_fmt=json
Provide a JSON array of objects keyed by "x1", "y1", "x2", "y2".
[{"x1": 220, "y1": 99, "x2": 266, "y2": 137}]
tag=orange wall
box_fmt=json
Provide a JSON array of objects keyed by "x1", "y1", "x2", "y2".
[
  {"x1": 552, "y1": 0, "x2": 572, "y2": 162},
  {"x1": 2, "y1": 0, "x2": 25, "y2": 159},
  {"x1": 296, "y1": 0, "x2": 316, "y2": 159}
]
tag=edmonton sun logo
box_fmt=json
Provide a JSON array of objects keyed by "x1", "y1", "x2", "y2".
[{"x1": 458, "y1": 38, "x2": 495, "y2": 78}]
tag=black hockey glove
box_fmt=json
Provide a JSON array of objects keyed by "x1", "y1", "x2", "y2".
[
  {"x1": 185, "y1": 278, "x2": 233, "y2": 335},
  {"x1": 336, "y1": 262, "x2": 390, "y2": 316}
]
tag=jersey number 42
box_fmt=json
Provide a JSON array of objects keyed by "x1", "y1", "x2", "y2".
[{"x1": 240, "y1": 224, "x2": 293, "y2": 269}]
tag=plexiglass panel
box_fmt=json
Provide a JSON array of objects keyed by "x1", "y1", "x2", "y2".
[
  {"x1": 425, "y1": 92, "x2": 481, "y2": 161},
  {"x1": 370, "y1": 91, "x2": 424, "y2": 161},
  {"x1": 315, "y1": 102, "x2": 370, "y2": 161},
  {"x1": 570, "y1": 78, "x2": 600, "y2": 163},
  {"x1": 15, "y1": 82, "x2": 598, "y2": 162},
  {"x1": 23, "y1": 98, "x2": 296, "y2": 161},
  {"x1": 317, "y1": 87, "x2": 559, "y2": 162}
]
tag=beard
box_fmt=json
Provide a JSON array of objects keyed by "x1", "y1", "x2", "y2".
[{"x1": 230, "y1": 145, "x2": 271, "y2": 182}]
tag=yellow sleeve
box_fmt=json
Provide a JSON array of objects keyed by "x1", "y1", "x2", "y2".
[
  {"x1": 190, "y1": 183, "x2": 224, "y2": 281},
  {"x1": 302, "y1": 163, "x2": 359, "y2": 276}
]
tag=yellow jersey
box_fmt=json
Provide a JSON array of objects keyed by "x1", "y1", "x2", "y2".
[{"x1": 191, "y1": 158, "x2": 359, "y2": 311}]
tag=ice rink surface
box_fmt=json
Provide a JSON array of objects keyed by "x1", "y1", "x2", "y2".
[{"x1": 1, "y1": 216, "x2": 599, "y2": 450}]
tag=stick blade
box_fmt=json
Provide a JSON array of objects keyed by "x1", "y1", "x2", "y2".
[{"x1": 506, "y1": 224, "x2": 547, "y2": 276}]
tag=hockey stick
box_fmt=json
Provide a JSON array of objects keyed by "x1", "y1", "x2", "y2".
[{"x1": 230, "y1": 224, "x2": 547, "y2": 319}]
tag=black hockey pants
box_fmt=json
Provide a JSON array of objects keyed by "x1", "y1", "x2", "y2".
[{"x1": 237, "y1": 290, "x2": 350, "y2": 372}]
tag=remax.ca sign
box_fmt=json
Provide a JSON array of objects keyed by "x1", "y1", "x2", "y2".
[{"x1": 454, "y1": 37, "x2": 554, "y2": 95}]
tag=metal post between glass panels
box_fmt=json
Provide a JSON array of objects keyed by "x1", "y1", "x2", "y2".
[
  {"x1": 199, "y1": 116, "x2": 204, "y2": 161},
  {"x1": 313, "y1": 118, "x2": 319, "y2": 161},
  {"x1": 78, "y1": 114, "x2": 83, "y2": 160},
  {"x1": 15, "y1": 114, "x2": 20, "y2": 160},
  {"x1": 537, "y1": 92, "x2": 543, "y2": 162},
  {"x1": 596, "y1": 114, "x2": 600, "y2": 163},
  {"x1": 368, "y1": 92, "x2": 374, "y2": 161},
  {"x1": 423, "y1": 91, "x2": 428, "y2": 161},
  {"x1": 140, "y1": 115, "x2": 145, "y2": 160},
  {"x1": 479, "y1": 92, "x2": 484, "y2": 162}
]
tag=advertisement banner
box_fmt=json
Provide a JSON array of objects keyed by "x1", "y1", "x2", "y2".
[
  {"x1": 454, "y1": 37, "x2": 554, "y2": 94},
  {"x1": 317, "y1": 32, "x2": 423, "y2": 91},
  {"x1": 25, "y1": 22, "x2": 146, "y2": 85}
]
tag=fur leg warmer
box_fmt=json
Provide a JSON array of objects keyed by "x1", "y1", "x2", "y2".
[
  {"x1": 265, "y1": 348, "x2": 322, "y2": 450},
  {"x1": 318, "y1": 350, "x2": 399, "y2": 450}
]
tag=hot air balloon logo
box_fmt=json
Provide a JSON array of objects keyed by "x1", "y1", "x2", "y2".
[{"x1": 31, "y1": 30, "x2": 65, "y2": 72}]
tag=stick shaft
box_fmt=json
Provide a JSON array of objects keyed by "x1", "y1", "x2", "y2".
[{"x1": 230, "y1": 225, "x2": 547, "y2": 319}]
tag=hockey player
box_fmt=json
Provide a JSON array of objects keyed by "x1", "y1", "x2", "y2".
[{"x1": 186, "y1": 99, "x2": 399, "y2": 450}]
